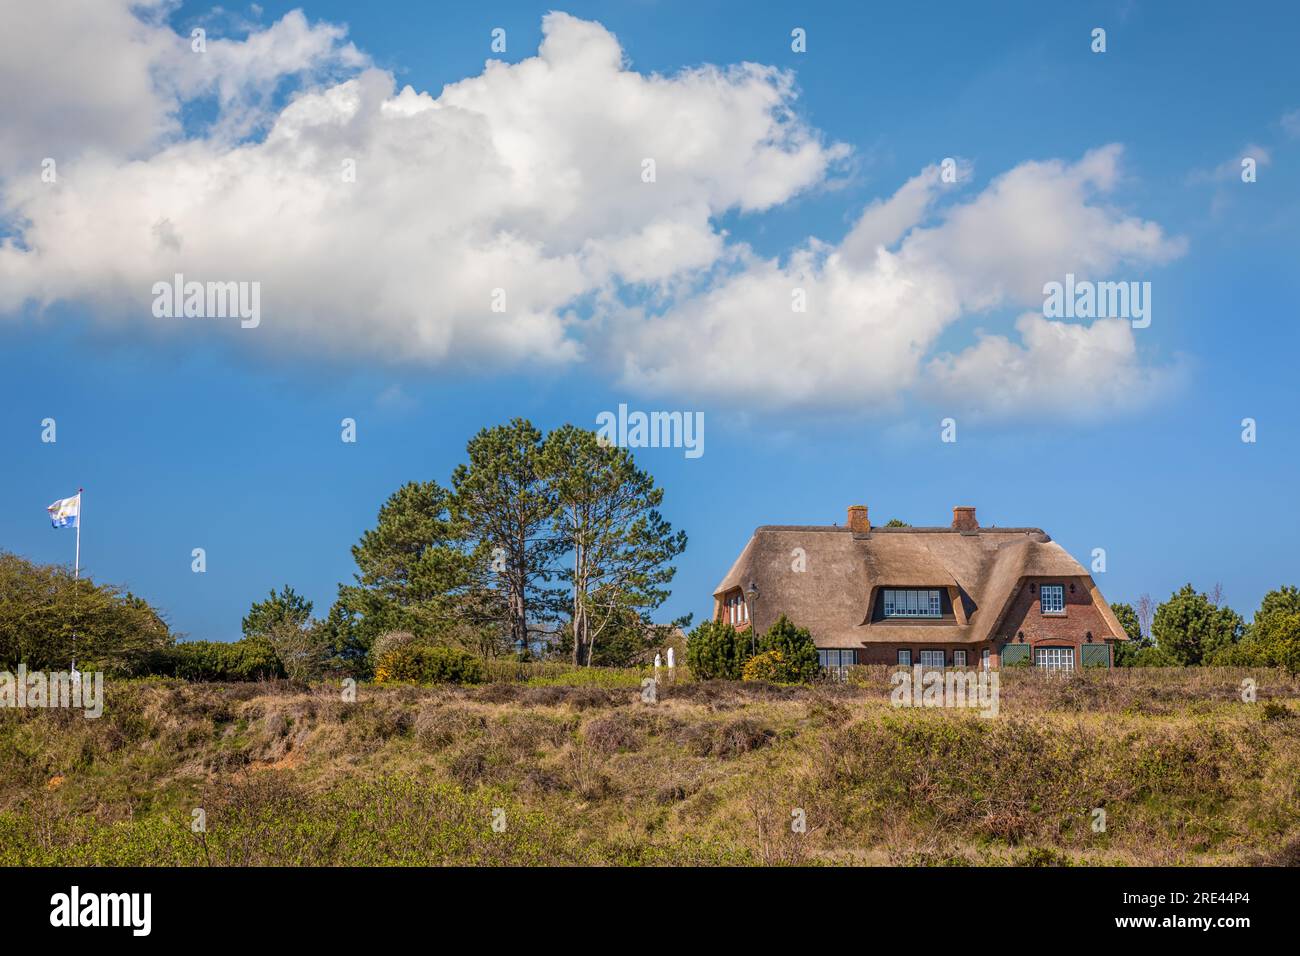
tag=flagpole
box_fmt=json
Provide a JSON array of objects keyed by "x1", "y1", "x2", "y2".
[
  {"x1": 72, "y1": 488, "x2": 82, "y2": 675},
  {"x1": 75, "y1": 489, "x2": 81, "y2": 580}
]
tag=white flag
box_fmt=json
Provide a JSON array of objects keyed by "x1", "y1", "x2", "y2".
[{"x1": 48, "y1": 493, "x2": 80, "y2": 529}]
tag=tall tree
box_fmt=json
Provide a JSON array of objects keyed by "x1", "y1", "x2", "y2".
[
  {"x1": 453, "y1": 420, "x2": 565, "y2": 656},
  {"x1": 1152, "y1": 584, "x2": 1244, "y2": 665},
  {"x1": 0, "y1": 551, "x2": 171, "y2": 673},
  {"x1": 542, "y1": 426, "x2": 688, "y2": 666},
  {"x1": 331, "y1": 481, "x2": 491, "y2": 663}
]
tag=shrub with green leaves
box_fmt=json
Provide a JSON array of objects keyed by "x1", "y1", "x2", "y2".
[
  {"x1": 154, "y1": 637, "x2": 284, "y2": 681},
  {"x1": 375, "y1": 643, "x2": 485, "y2": 684},
  {"x1": 1252, "y1": 611, "x2": 1300, "y2": 675},
  {"x1": 1214, "y1": 603, "x2": 1300, "y2": 675},
  {"x1": 685, "y1": 619, "x2": 748, "y2": 680},
  {"x1": 757, "y1": 614, "x2": 820, "y2": 683}
]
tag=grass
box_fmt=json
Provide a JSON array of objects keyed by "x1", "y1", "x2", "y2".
[
  {"x1": 1, "y1": 667, "x2": 1297, "y2": 866},
  {"x1": 480, "y1": 659, "x2": 659, "y2": 687}
]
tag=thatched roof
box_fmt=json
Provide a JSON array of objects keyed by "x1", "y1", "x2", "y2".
[{"x1": 713, "y1": 522, "x2": 1125, "y2": 647}]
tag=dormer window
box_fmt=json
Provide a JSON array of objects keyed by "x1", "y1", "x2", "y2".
[{"x1": 882, "y1": 588, "x2": 942, "y2": 618}]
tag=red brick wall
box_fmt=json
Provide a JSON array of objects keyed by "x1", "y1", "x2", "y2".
[
  {"x1": 856, "y1": 643, "x2": 995, "y2": 667},
  {"x1": 715, "y1": 587, "x2": 752, "y2": 632},
  {"x1": 844, "y1": 576, "x2": 1118, "y2": 667},
  {"x1": 996, "y1": 576, "x2": 1114, "y2": 650}
]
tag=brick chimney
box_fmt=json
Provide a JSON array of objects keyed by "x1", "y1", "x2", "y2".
[
  {"x1": 952, "y1": 506, "x2": 979, "y2": 532},
  {"x1": 847, "y1": 505, "x2": 870, "y2": 534}
]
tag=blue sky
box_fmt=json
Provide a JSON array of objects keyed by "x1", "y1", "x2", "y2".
[{"x1": 1, "y1": 1, "x2": 1297, "y2": 640}]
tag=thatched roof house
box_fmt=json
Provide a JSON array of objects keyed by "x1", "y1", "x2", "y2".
[{"x1": 713, "y1": 505, "x2": 1126, "y2": 670}]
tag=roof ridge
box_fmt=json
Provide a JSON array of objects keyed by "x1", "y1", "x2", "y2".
[{"x1": 753, "y1": 524, "x2": 1047, "y2": 535}]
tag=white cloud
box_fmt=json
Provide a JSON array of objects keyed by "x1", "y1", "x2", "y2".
[
  {"x1": 0, "y1": 2, "x2": 363, "y2": 173},
  {"x1": 838, "y1": 161, "x2": 957, "y2": 265},
  {"x1": 0, "y1": 5, "x2": 1185, "y2": 422},
  {"x1": 0, "y1": 0, "x2": 176, "y2": 171},
  {"x1": 0, "y1": 8, "x2": 845, "y2": 367},
  {"x1": 926, "y1": 313, "x2": 1186, "y2": 422},
  {"x1": 610, "y1": 145, "x2": 1186, "y2": 416}
]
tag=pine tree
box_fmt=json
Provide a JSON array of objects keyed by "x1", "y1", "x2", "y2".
[
  {"x1": 242, "y1": 585, "x2": 313, "y2": 639},
  {"x1": 685, "y1": 619, "x2": 747, "y2": 680},
  {"x1": 757, "y1": 614, "x2": 820, "y2": 682},
  {"x1": 452, "y1": 420, "x2": 565, "y2": 656},
  {"x1": 330, "y1": 481, "x2": 489, "y2": 662},
  {"x1": 542, "y1": 425, "x2": 687, "y2": 666},
  {"x1": 1152, "y1": 584, "x2": 1244, "y2": 665}
]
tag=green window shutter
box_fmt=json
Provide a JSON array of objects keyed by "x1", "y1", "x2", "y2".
[
  {"x1": 1081, "y1": 644, "x2": 1110, "y2": 668},
  {"x1": 1001, "y1": 643, "x2": 1030, "y2": 666}
]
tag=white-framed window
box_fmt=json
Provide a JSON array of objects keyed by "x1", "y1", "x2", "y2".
[
  {"x1": 1035, "y1": 647, "x2": 1074, "y2": 671},
  {"x1": 953, "y1": 650, "x2": 967, "y2": 666},
  {"x1": 882, "y1": 588, "x2": 943, "y2": 618},
  {"x1": 818, "y1": 649, "x2": 857, "y2": 680},
  {"x1": 981, "y1": 648, "x2": 991, "y2": 671},
  {"x1": 1040, "y1": 584, "x2": 1065, "y2": 614},
  {"x1": 817, "y1": 649, "x2": 857, "y2": 667},
  {"x1": 724, "y1": 593, "x2": 749, "y2": 625},
  {"x1": 897, "y1": 649, "x2": 912, "y2": 666},
  {"x1": 919, "y1": 649, "x2": 945, "y2": 669}
]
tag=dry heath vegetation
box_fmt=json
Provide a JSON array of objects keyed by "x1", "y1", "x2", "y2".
[{"x1": 2, "y1": 667, "x2": 1298, "y2": 866}]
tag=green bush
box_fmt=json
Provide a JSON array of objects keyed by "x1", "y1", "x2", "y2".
[
  {"x1": 1130, "y1": 643, "x2": 1177, "y2": 667},
  {"x1": 685, "y1": 620, "x2": 748, "y2": 680},
  {"x1": 757, "y1": 614, "x2": 820, "y2": 683},
  {"x1": 151, "y1": 637, "x2": 285, "y2": 681},
  {"x1": 375, "y1": 644, "x2": 484, "y2": 684},
  {"x1": 1253, "y1": 609, "x2": 1300, "y2": 675},
  {"x1": 1214, "y1": 609, "x2": 1300, "y2": 675},
  {"x1": 229, "y1": 636, "x2": 285, "y2": 680}
]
